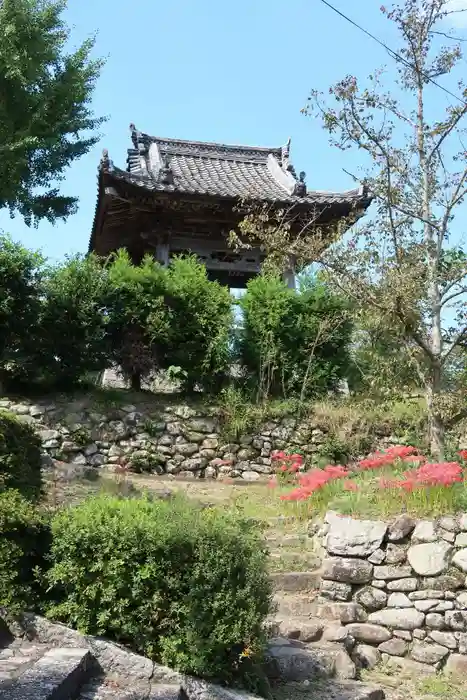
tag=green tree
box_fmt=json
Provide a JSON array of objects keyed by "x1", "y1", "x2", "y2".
[
  {"x1": 232, "y1": 1, "x2": 467, "y2": 457},
  {"x1": 237, "y1": 274, "x2": 352, "y2": 401},
  {"x1": 0, "y1": 0, "x2": 104, "y2": 225},
  {"x1": 106, "y1": 250, "x2": 171, "y2": 390},
  {"x1": 36, "y1": 254, "x2": 111, "y2": 387},
  {"x1": 164, "y1": 256, "x2": 234, "y2": 393},
  {"x1": 0, "y1": 234, "x2": 43, "y2": 387}
]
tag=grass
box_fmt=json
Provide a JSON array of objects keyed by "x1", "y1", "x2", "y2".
[{"x1": 362, "y1": 664, "x2": 467, "y2": 700}]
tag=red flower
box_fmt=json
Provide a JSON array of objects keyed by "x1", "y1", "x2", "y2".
[
  {"x1": 459, "y1": 450, "x2": 467, "y2": 461},
  {"x1": 343, "y1": 480, "x2": 358, "y2": 492}
]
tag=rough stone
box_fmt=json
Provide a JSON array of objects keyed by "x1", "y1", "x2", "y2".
[
  {"x1": 325, "y1": 514, "x2": 387, "y2": 558},
  {"x1": 413, "y1": 629, "x2": 427, "y2": 640},
  {"x1": 383, "y1": 655, "x2": 437, "y2": 676},
  {"x1": 409, "y1": 590, "x2": 445, "y2": 600},
  {"x1": 428, "y1": 631, "x2": 458, "y2": 649},
  {"x1": 453, "y1": 548, "x2": 467, "y2": 572},
  {"x1": 455, "y1": 533, "x2": 467, "y2": 547},
  {"x1": 393, "y1": 630, "x2": 412, "y2": 641},
  {"x1": 433, "y1": 601, "x2": 454, "y2": 612},
  {"x1": 411, "y1": 642, "x2": 449, "y2": 665},
  {"x1": 459, "y1": 514, "x2": 467, "y2": 531},
  {"x1": 241, "y1": 471, "x2": 261, "y2": 482},
  {"x1": 373, "y1": 566, "x2": 413, "y2": 581},
  {"x1": 354, "y1": 587, "x2": 387, "y2": 612},
  {"x1": 352, "y1": 645, "x2": 381, "y2": 670},
  {"x1": 322, "y1": 558, "x2": 373, "y2": 585},
  {"x1": 407, "y1": 542, "x2": 453, "y2": 577},
  {"x1": 378, "y1": 638, "x2": 408, "y2": 656},
  {"x1": 412, "y1": 521, "x2": 437, "y2": 543},
  {"x1": 446, "y1": 610, "x2": 467, "y2": 631},
  {"x1": 368, "y1": 550, "x2": 385, "y2": 565},
  {"x1": 439, "y1": 516, "x2": 459, "y2": 533},
  {"x1": 387, "y1": 593, "x2": 413, "y2": 608},
  {"x1": 421, "y1": 570, "x2": 465, "y2": 591},
  {"x1": 385, "y1": 545, "x2": 407, "y2": 565},
  {"x1": 457, "y1": 632, "x2": 467, "y2": 654},
  {"x1": 425, "y1": 613, "x2": 446, "y2": 630},
  {"x1": 414, "y1": 599, "x2": 440, "y2": 612},
  {"x1": 444, "y1": 653, "x2": 467, "y2": 675},
  {"x1": 457, "y1": 592, "x2": 467, "y2": 608},
  {"x1": 367, "y1": 609, "x2": 425, "y2": 630},
  {"x1": 321, "y1": 580, "x2": 352, "y2": 601},
  {"x1": 386, "y1": 578, "x2": 418, "y2": 592},
  {"x1": 345, "y1": 624, "x2": 392, "y2": 645},
  {"x1": 387, "y1": 515, "x2": 415, "y2": 542}
]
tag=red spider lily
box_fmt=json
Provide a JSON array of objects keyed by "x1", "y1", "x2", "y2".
[
  {"x1": 357, "y1": 445, "x2": 418, "y2": 471},
  {"x1": 459, "y1": 450, "x2": 467, "y2": 461},
  {"x1": 268, "y1": 477, "x2": 277, "y2": 488},
  {"x1": 280, "y1": 464, "x2": 347, "y2": 501},
  {"x1": 343, "y1": 480, "x2": 359, "y2": 491},
  {"x1": 403, "y1": 455, "x2": 426, "y2": 464},
  {"x1": 379, "y1": 461, "x2": 464, "y2": 491}
]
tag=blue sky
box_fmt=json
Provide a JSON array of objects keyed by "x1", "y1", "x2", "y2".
[{"x1": 0, "y1": 0, "x2": 466, "y2": 263}]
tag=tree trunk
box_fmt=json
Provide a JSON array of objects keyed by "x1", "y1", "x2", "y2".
[
  {"x1": 425, "y1": 375, "x2": 445, "y2": 460},
  {"x1": 130, "y1": 372, "x2": 141, "y2": 391}
]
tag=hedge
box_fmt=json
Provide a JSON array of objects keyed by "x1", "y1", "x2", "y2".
[
  {"x1": 45, "y1": 494, "x2": 273, "y2": 694},
  {"x1": 0, "y1": 410, "x2": 43, "y2": 502}
]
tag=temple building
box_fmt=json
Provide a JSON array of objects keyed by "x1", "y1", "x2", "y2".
[{"x1": 90, "y1": 125, "x2": 372, "y2": 289}]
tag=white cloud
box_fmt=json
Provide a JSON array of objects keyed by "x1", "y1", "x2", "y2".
[{"x1": 446, "y1": 0, "x2": 467, "y2": 28}]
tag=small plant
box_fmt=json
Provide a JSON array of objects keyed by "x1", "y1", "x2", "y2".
[
  {"x1": 142, "y1": 419, "x2": 164, "y2": 438},
  {"x1": 71, "y1": 426, "x2": 92, "y2": 448},
  {"x1": 271, "y1": 450, "x2": 304, "y2": 486}
]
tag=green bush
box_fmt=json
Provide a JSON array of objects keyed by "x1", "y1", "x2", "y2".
[
  {"x1": 237, "y1": 275, "x2": 352, "y2": 400},
  {"x1": 163, "y1": 256, "x2": 233, "y2": 392},
  {"x1": 0, "y1": 490, "x2": 51, "y2": 616},
  {"x1": 46, "y1": 495, "x2": 272, "y2": 693},
  {"x1": 0, "y1": 411, "x2": 43, "y2": 501},
  {"x1": 35, "y1": 254, "x2": 111, "y2": 387},
  {"x1": 0, "y1": 235, "x2": 44, "y2": 386},
  {"x1": 106, "y1": 250, "x2": 170, "y2": 389}
]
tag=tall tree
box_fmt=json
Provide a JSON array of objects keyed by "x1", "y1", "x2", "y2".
[
  {"x1": 230, "y1": 0, "x2": 467, "y2": 458},
  {"x1": 0, "y1": 0, "x2": 105, "y2": 225}
]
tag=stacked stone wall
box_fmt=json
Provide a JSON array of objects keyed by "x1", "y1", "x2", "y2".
[{"x1": 314, "y1": 511, "x2": 467, "y2": 674}]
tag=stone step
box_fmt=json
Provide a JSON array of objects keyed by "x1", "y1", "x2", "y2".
[
  {"x1": 0, "y1": 640, "x2": 51, "y2": 683},
  {"x1": 265, "y1": 534, "x2": 309, "y2": 547},
  {"x1": 267, "y1": 638, "x2": 356, "y2": 682},
  {"x1": 0, "y1": 647, "x2": 95, "y2": 700},
  {"x1": 271, "y1": 679, "x2": 385, "y2": 700},
  {"x1": 270, "y1": 571, "x2": 322, "y2": 593},
  {"x1": 268, "y1": 616, "x2": 324, "y2": 642},
  {"x1": 268, "y1": 551, "x2": 321, "y2": 567},
  {"x1": 274, "y1": 593, "x2": 325, "y2": 619},
  {"x1": 78, "y1": 676, "x2": 182, "y2": 699}
]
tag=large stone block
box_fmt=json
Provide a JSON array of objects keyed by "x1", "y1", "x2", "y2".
[
  {"x1": 324, "y1": 514, "x2": 387, "y2": 558},
  {"x1": 368, "y1": 609, "x2": 425, "y2": 630},
  {"x1": 322, "y1": 558, "x2": 373, "y2": 585},
  {"x1": 407, "y1": 542, "x2": 452, "y2": 576}
]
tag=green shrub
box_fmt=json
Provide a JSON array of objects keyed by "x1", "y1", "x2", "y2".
[
  {"x1": 0, "y1": 235, "x2": 44, "y2": 386},
  {"x1": 0, "y1": 490, "x2": 51, "y2": 616},
  {"x1": 237, "y1": 275, "x2": 352, "y2": 400},
  {"x1": 35, "y1": 254, "x2": 111, "y2": 388},
  {"x1": 46, "y1": 495, "x2": 273, "y2": 693},
  {"x1": 0, "y1": 411, "x2": 43, "y2": 501},
  {"x1": 163, "y1": 255, "x2": 233, "y2": 392}
]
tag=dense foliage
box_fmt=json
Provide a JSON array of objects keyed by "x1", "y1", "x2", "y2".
[
  {"x1": 0, "y1": 236, "x2": 43, "y2": 386},
  {"x1": 46, "y1": 495, "x2": 272, "y2": 693},
  {"x1": 0, "y1": 0, "x2": 104, "y2": 224},
  {"x1": 0, "y1": 489, "x2": 50, "y2": 615},
  {"x1": 0, "y1": 411, "x2": 43, "y2": 502},
  {"x1": 237, "y1": 275, "x2": 352, "y2": 399}
]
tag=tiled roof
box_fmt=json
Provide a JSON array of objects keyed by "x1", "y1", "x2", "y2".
[{"x1": 99, "y1": 127, "x2": 371, "y2": 208}]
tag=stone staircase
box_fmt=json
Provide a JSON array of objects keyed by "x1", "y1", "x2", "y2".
[{"x1": 263, "y1": 516, "x2": 385, "y2": 700}]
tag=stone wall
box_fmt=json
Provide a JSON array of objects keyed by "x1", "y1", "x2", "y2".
[
  {"x1": 314, "y1": 511, "x2": 467, "y2": 675},
  {"x1": 0, "y1": 394, "x2": 334, "y2": 481}
]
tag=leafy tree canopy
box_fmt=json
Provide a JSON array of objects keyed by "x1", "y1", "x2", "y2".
[{"x1": 0, "y1": 0, "x2": 105, "y2": 225}]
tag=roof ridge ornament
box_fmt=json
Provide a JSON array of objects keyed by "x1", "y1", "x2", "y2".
[
  {"x1": 159, "y1": 154, "x2": 174, "y2": 185},
  {"x1": 294, "y1": 171, "x2": 307, "y2": 197},
  {"x1": 99, "y1": 149, "x2": 113, "y2": 172},
  {"x1": 281, "y1": 137, "x2": 291, "y2": 170},
  {"x1": 130, "y1": 123, "x2": 146, "y2": 154}
]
